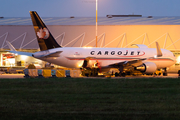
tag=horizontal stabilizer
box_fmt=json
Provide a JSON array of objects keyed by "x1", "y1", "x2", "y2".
[
  {"x1": 32, "y1": 51, "x2": 63, "y2": 58},
  {"x1": 44, "y1": 51, "x2": 62, "y2": 57},
  {"x1": 8, "y1": 51, "x2": 33, "y2": 57}
]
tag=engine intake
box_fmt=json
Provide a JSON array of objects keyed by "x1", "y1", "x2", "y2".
[{"x1": 135, "y1": 62, "x2": 157, "y2": 74}]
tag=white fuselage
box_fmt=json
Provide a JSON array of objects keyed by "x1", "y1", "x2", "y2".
[{"x1": 33, "y1": 47, "x2": 176, "y2": 70}]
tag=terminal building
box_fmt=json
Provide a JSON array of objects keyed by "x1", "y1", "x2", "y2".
[{"x1": 0, "y1": 15, "x2": 180, "y2": 71}]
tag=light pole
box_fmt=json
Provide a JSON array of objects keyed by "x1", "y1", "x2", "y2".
[{"x1": 96, "y1": 0, "x2": 98, "y2": 47}]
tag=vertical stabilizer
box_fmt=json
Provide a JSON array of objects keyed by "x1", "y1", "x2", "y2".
[{"x1": 29, "y1": 11, "x2": 61, "y2": 51}]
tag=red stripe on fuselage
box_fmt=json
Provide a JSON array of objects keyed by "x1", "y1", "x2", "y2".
[{"x1": 65, "y1": 57, "x2": 173, "y2": 61}]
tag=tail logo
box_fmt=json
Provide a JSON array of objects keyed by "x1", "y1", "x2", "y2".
[{"x1": 37, "y1": 27, "x2": 50, "y2": 39}]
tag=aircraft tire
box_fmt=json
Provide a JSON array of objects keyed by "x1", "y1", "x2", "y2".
[
  {"x1": 121, "y1": 73, "x2": 126, "y2": 77},
  {"x1": 115, "y1": 72, "x2": 119, "y2": 77},
  {"x1": 85, "y1": 73, "x2": 89, "y2": 77},
  {"x1": 163, "y1": 72, "x2": 167, "y2": 76},
  {"x1": 178, "y1": 70, "x2": 180, "y2": 76}
]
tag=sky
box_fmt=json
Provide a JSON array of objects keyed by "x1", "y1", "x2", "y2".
[{"x1": 0, "y1": 0, "x2": 180, "y2": 17}]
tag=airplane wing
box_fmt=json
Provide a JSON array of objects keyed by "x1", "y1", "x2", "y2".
[
  {"x1": 106, "y1": 42, "x2": 162, "y2": 68},
  {"x1": 108, "y1": 58, "x2": 147, "y2": 68}
]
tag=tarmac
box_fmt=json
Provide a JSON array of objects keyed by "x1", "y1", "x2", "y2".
[
  {"x1": 0, "y1": 74, "x2": 24, "y2": 78},
  {"x1": 0, "y1": 73, "x2": 179, "y2": 79}
]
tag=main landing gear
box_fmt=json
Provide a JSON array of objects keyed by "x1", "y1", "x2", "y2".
[
  {"x1": 115, "y1": 71, "x2": 127, "y2": 77},
  {"x1": 114, "y1": 66, "x2": 126, "y2": 77},
  {"x1": 163, "y1": 68, "x2": 168, "y2": 76}
]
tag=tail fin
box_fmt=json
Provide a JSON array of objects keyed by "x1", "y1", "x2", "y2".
[{"x1": 29, "y1": 11, "x2": 61, "y2": 51}]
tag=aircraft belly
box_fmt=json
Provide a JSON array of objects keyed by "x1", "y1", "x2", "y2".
[
  {"x1": 99, "y1": 60, "x2": 124, "y2": 67},
  {"x1": 44, "y1": 57, "x2": 83, "y2": 68},
  {"x1": 156, "y1": 61, "x2": 175, "y2": 69}
]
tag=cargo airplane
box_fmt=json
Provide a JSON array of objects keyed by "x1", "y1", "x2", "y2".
[{"x1": 8, "y1": 11, "x2": 176, "y2": 76}]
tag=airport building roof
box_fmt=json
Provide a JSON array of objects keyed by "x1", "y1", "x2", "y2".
[
  {"x1": 1, "y1": 16, "x2": 180, "y2": 25},
  {"x1": 1, "y1": 15, "x2": 180, "y2": 51}
]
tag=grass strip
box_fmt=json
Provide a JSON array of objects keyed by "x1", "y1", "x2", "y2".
[{"x1": 0, "y1": 77, "x2": 180, "y2": 120}]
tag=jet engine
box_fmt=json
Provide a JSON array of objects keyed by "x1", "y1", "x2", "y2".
[{"x1": 135, "y1": 62, "x2": 157, "y2": 74}]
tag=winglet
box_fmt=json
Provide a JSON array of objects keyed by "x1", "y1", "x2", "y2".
[
  {"x1": 6, "y1": 41, "x2": 16, "y2": 51},
  {"x1": 156, "y1": 42, "x2": 162, "y2": 57}
]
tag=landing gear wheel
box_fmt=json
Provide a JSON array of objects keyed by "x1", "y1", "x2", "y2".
[
  {"x1": 163, "y1": 72, "x2": 167, "y2": 76},
  {"x1": 163, "y1": 68, "x2": 167, "y2": 76},
  {"x1": 178, "y1": 70, "x2": 180, "y2": 76},
  {"x1": 121, "y1": 72, "x2": 126, "y2": 77},
  {"x1": 115, "y1": 72, "x2": 119, "y2": 77},
  {"x1": 85, "y1": 73, "x2": 89, "y2": 77}
]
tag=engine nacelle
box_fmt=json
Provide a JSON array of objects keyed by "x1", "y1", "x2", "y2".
[{"x1": 135, "y1": 62, "x2": 157, "y2": 74}]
